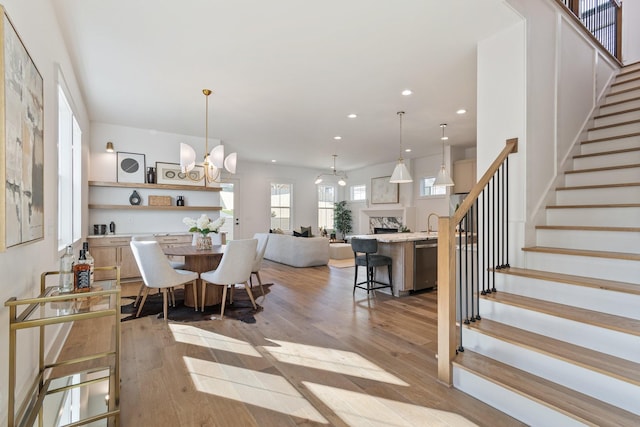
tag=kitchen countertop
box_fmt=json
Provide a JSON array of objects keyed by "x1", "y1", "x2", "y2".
[{"x1": 347, "y1": 232, "x2": 438, "y2": 243}]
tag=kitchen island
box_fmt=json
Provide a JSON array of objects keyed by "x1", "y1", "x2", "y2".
[{"x1": 348, "y1": 232, "x2": 438, "y2": 297}]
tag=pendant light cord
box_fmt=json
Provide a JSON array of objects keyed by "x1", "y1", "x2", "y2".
[{"x1": 398, "y1": 111, "x2": 405, "y2": 160}]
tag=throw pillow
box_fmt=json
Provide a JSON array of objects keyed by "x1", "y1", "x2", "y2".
[
  {"x1": 293, "y1": 230, "x2": 310, "y2": 238},
  {"x1": 300, "y1": 226, "x2": 312, "y2": 236}
]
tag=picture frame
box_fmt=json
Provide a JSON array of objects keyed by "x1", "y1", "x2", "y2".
[
  {"x1": 156, "y1": 162, "x2": 205, "y2": 186},
  {"x1": 371, "y1": 176, "x2": 399, "y2": 204},
  {"x1": 116, "y1": 152, "x2": 146, "y2": 184},
  {"x1": 1, "y1": 7, "x2": 44, "y2": 251}
]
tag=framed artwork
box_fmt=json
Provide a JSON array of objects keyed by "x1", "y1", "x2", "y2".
[
  {"x1": 116, "y1": 152, "x2": 146, "y2": 183},
  {"x1": 371, "y1": 176, "x2": 399, "y2": 204},
  {"x1": 1, "y1": 7, "x2": 44, "y2": 251},
  {"x1": 156, "y1": 162, "x2": 205, "y2": 186}
]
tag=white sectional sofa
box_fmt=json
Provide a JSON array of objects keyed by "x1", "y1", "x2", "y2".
[{"x1": 257, "y1": 233, "x2": 329, "y2": 267}]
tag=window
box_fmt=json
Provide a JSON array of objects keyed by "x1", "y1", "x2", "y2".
[
  {"x1": 420, "y1": 177, "x2": 446, "y2": 197},
  {"x1": 317, "y1": 185, "x2": 335, "y2": 230},
  {"x1": 350, "y1": 184, "x2": 366, "y2": 201},
  {"x1": 58, "y1": 84, "x2": 82, "y2": 250},
  {"x1": 270, "y1": 183, "x2": 292, "y2": 230}
]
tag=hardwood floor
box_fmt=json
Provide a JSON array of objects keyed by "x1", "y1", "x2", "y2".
[{"x1": 57, "y1": 260, "x2": 524, "y2": 427}]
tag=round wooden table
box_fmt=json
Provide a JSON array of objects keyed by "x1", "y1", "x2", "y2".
[{"x1": 163, "y1": 245, "x2": 225, "y2": 308}]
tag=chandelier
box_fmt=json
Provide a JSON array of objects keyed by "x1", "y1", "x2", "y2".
[
  {"x1": 314, "y1": 154, "x2": 347, "y2": 186},
  {"x1": 180, "y1": 89, "x2": 237, "y2": 183}
]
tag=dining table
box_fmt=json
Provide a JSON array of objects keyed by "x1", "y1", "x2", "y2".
[{"x1": 163, "y1": 244, "x2": 225, "y2": 308}]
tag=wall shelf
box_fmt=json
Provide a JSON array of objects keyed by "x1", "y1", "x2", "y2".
[
  {"x1": 89, "y1": 180, "x2": 222, "y2": 192},
  {"x1": 89, "y1": 204, "x2": 222, "y2": 211}
]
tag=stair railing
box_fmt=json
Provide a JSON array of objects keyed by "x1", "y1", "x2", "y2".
[{"x1": 437, "y1": 138, "x2": 518, "y2": 384}]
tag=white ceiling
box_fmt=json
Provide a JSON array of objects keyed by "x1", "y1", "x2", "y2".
[{"x1": 52, "y1": 0, "x2": 521, "y2": 172}]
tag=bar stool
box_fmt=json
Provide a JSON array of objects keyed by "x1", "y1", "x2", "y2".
[{"x1": 351, "y1": 238, "x2": 393, "y2": 294}]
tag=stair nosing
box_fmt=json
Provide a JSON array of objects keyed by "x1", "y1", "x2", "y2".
[
  {"x1": 480, "y1": 290, "x2": 640, "y2": 336},
  {"x1": 565, "y1": 163, "x2": 640, "y2": 174},
  {"x1": 594, "y1": 107, "x2": 640, "y2": 121},
  {"x1": 607, "y1": 86, "x2": 640, "y2": 98},
  {"x1": 580, "y1": 130, "x2": 640, "y2": 144},
  {"x1": 493, "y1": 266, "x2": 640, "y2": 296},
  {"x1": 535, "y1": 225, "x2": 640, "y2": 232},
  {"x1": 466, "y1": 319, "x2": 640, "y2": 386},
  {"x1": 452, "y1": 351, "x2": 639, "y2": 427},
  {"x1": 573, "y1": 147, "x2": 640, "y2": 159},
  {"x1": 522, "y1": 246, "x2": 640, "y2": 262},
  {"x1": 611, "y1": 75, "x2": 640, "y2": 87},
  {"x1": 555, "y1": 182, "x2": 640, "y2": 191}
]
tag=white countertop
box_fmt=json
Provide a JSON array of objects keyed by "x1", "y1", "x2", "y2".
[{"x1": 348, "y1": 232, "x2": 438, "y2": 243}]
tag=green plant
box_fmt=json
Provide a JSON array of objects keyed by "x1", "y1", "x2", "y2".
[{"x1": 334, "y1": 200, "x2": 352, "y2": 239}]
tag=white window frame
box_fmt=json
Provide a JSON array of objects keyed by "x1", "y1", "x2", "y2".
[
  {"x1": 419, "y1": 176, "x2": 447, "y2": 198},
  {"x1": 317, "y1": 184, "x2": 336, "y2": 230},
  {"x1": 350, "y1": 184, "x2": 366, "y2": 202},
  {"x1": 57, "y1": 81, "x2": 83, "y2": 250},
  {"x1": 270, "y1": 183, "x2": 292, "y2": 231}
]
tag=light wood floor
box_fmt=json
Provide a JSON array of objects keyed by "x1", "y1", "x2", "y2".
[{"x1": 58, "y1": 260, "x2": 524, "y2": 427}]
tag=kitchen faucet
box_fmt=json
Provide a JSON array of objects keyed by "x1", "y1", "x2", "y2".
[{"x1": 427, "y1": 213, "x2": 438, "y2": 232}]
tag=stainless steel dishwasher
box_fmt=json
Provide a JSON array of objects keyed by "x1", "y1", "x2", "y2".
[{"x1": 413, "y1": 240, "x2": 438, "y2": 291}]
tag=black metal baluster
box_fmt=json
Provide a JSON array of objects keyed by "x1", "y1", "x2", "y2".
[
  {"x1": 505, "y1": 157, "x2": 510, "y2": 268},
  {"x1": 475, "y1": 198, "x2": 481, "y2": 321},
  {"x1": 457, "y1": 224, "x2": 464, "y2": 353},
  {"x1": 492, "y1": 174, "x2": 497, "y2": 292}
]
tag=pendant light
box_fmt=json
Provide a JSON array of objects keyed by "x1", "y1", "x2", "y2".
[
  {"x1": 433, "y1": 123, "x2": 454, "y2": 187},
  {"x1": 390, "y1": 111, "x2": 412, "y2": 183}
]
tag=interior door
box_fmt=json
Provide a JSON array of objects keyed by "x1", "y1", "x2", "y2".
[{"x1": 220, "y1": 179, "x2": 239, "y2": 240}]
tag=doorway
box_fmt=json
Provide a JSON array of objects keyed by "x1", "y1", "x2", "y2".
[{"x1": 219, "y1": 180, "x2": 239, "y2": 240}]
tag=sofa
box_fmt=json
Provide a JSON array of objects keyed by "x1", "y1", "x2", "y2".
[{"x1": 258, "y1": 233, "x2": 329, "y2": 267}]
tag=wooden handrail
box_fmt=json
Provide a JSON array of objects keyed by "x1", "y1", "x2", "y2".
[{"x1": 437, "y1": 138, "x2": 518, "y2": 385}]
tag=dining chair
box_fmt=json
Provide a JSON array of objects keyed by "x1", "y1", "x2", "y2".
[
  {"x1": 351, "y1": 238, "x2": 393, "y2": 295},
  {"x1": 200, "y1": 239, "x2": 258, "y2": 317},
  {"x1": 249, "y1": 233, "x2": 269, "y2": 296},
  {"x1": 130, "y1": 240, "x2": 199, "y2": 320}
]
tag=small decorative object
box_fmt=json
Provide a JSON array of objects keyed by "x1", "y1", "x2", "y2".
[
  {"x1": 109, "y1": 221, "x2": 116, "y2": 234},
  {"x1": 146, "y1": 166, "x2": 156, "y2": 184},
  {"x1": 183, "y1": 214, "x2": 225, "y2": 250},
  {"x1": 176, "y1": 196, "x2": 185, "y2": 206},
  {"x1": 117, "y1": 152, "x2": 146, "y2": 183},
  {"x1": 129, "y1": 190, "x2": 141, "y2": 205},
  {"x1": 148, "y1": 195, "x2": 171, "y2": 206},
  {"x1": 156, "y1": 161, "x2": 205, "y2": 186}
]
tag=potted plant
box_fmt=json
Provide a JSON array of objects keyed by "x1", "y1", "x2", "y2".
[{"x1": 334, "y1": 200, "x2": 352, "y2": 240}]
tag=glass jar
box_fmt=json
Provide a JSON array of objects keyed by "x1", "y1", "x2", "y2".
[{"x1": 196, "y1": 235, "x2": 212, "y2": 250}]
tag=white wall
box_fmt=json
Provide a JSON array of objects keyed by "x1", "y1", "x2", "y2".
[
  {"x1": 0, "y1": 1, "x2": 89, "y2": 424},
  {"x1": 622, "y1": 0, "x2": 640, "y2": 64}
]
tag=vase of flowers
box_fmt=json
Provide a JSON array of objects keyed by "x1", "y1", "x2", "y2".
[{"x1": 183, "y1": 214, "x2": 225, "y2": 250}]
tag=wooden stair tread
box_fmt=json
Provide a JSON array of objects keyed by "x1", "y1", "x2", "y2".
[
  {"x1": 607, "y1": 86, "x2": 640, "y2": 97},
  {"x1": 574, "y1": 147, "x2": 640, "y2": 159},
  {"x1": 546, "y1": 203, "x2": 640, "y2": 209},
  {"x1": 565, "y1": 163, "x2": 640, "y2": 174},
  {"x1": 581, "y1": 130, "x2": 640, "y2": 144},
  {"x1": 555, "y1": 182, "x2": 640, "y2": 191},
  {"x1": 453, "y1": 351, "x2": 640, "y2": 427},
  {"x1": 612, "y1": 75, "x2": 640, "y2": 87},
  {"x1": 536, "y1": 225, "x2": 640, "y2": 232},
  {"x1": 522, "y1": 246, "x2": 640, "y2": 261},
  {"x1": 494, "y1": 266, "x2": 640, "y2": 296},
  {"x1": 481, "y1": 291, "x2": 640, "y2": 336},
  {"x1": 594, "y1": 107, "x2": 640, "y2": 120},
  {"x1": 466, "y1": 319, "x2": 640, "y2": 386},
  {"x1": 588, "y1": 118, "x2": 640, "y2": 131}
]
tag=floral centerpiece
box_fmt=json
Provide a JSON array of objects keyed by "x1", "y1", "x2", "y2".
[{"x1": 183, "y1": 214, "x2": 225, "y2": 249}]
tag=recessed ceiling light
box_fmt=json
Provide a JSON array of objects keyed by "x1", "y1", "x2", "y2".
[
  {"x1": 271, "y1": 159, "x2": 277, "y2": 163},
  {"x1": 405, "y1": 148, "x2": 412, "y2": 153},
  {"x1": 402, "y1": 89, "x2": 413, "y2": 96},
  {"x1": 456, "y1": 109, "x2": 467, "y2": 114},
  {"x1": 334, "y1": 136, "x2": 342, "y2": 140},
  {"x1": 347, "y1": 113, "x2": 357, "y2": 119}
]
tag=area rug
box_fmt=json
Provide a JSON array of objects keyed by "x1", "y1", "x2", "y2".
[
  {"x1": 121, "y1": 284, "x2": 272, "y2": 323},
  {"x1": 328, "y1": 258, "x2": 355, "y2": 268}
]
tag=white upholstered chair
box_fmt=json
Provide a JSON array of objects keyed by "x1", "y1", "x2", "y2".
[
  {"x1": 249, "y1": 233, "x2": 269, "y2": 296},
  {"x1": 200, "y1": 239, "x2": 258, "y2": 317},
  {"x1": 130, "y1": 240, "x2": 199, "y2": 320}
]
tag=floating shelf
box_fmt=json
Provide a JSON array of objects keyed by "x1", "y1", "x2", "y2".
[
  {"x1": 89, "y1": 180, "x2": 222, "y2": 192},
  {"x1": 89, "y1": 204, "x2": 222, "y2": 211}
]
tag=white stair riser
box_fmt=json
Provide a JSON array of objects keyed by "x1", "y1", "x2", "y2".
[
  {"x1": 464, "y1": 328, "x2": 640, "y2": 415},
  {"x1": 605, "y1": 88, "x2": 640, "y2": 104},
  {"x1": 599, "y1": 98, "x2": 640, "y2": 115},
  {"x1": 587, "y1": 122, "x2": 640, "y2": 140},
  {"x1": 478, "y1": 298, "x2": 640, "y2": 362},
  {"x1": 453, "y1": 368, "x2": 587, "y2": 427},
  {"x1": 524, "y1": 250, "x2": 640, "y2": 284},
  {"x1": 573, "y1": 150, "x2": 640, "y2": 169},
  {"x1": 594, "y1": 109, "x2": 640, "y2": 127},
  {"x1": 617, "y1": 66, "x2": 640, "y2": 78},
  {"x1": 546, "y1": 207, "x2": 640, "y2": 227},
  {"x1": 556, "y1": 185, "x2": 640, "y2": 204},
  {"x1": 611, "y1": 79, "x2": 640, "y2": 93},
  {"x1": 536, "y1": 229, "x2": 640, "y2": 253},
  {"x1": 565, "y1": 167, "x2": 640, "y2": 186},
  {"x1": 495, "y1": 274, "x2": 640, "y2": 320},
  {"x1": 580, "y1": 135, "x2": 640, "y2": 155}
]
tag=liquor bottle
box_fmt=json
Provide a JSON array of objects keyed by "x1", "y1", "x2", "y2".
[
  {"x1": 82, "y1": 241, "x2": 95, "y2": 286},
  {"x1": 73, "y1": 249, "x2": 91, "y2": 292},
  {"x1": 59, "y1": 245, "x2": 75, "y2": 293}
]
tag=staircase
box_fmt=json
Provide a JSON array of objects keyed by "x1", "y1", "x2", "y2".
[{"x1": 452, "y1": 63, "x2": 640, "y2": 426}]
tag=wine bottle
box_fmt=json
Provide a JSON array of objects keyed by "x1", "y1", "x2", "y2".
[
  {"x1": 59, "y1": 245, "x2": 75, "y2": 293},
  {"x1": 82, "y1": 241, "x2": 95, "y2": 286}
]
